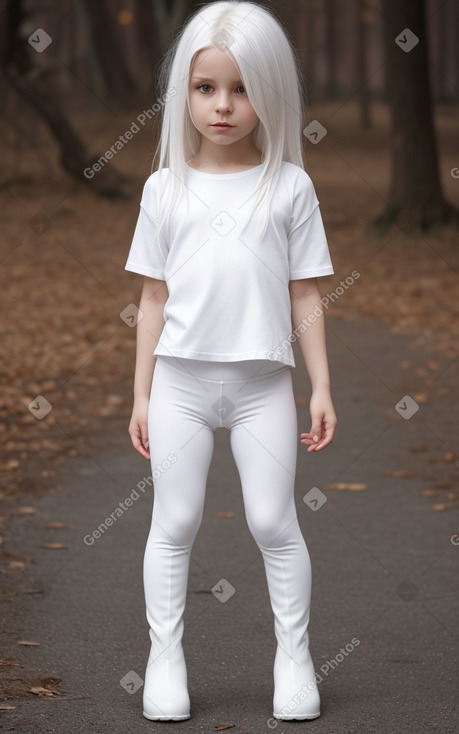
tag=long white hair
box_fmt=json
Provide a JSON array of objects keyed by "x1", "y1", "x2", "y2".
[{"x1": 151, "y1": 0, "x2": 307, "y2": 244}]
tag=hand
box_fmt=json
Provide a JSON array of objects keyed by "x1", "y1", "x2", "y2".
[
  {"x1": 128, "y1": 396, "x2": 150, "y2": 460},
  {"x1": 300, "y1": 388, "x2": 337, "y2": 452}
]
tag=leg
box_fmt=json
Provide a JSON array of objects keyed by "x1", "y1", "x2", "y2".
[
  {"x1": 229, "y1": 369, "x2": 320, "y2": 720},
  {"x1": 143, "y1": 358, "x2": 215, "y2": 721}
]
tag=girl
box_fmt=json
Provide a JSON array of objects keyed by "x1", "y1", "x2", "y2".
[{"x1": 126, "y1": 0, "x2": 337, "y2": 722}]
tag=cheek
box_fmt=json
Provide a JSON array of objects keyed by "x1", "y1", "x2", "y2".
[
  {"x1": 241, "y1": 97, "x2": 258, "y2": 121},
  {"x1": 188, "y1": 95, "x2": 204, "y2": 129},
  {"x1": 189, "y1": 95, "x2": 205, "y2": 122},
  {"x1": 189, "y1": 91, "x2": 203, "y2": 110},
  {"x1": 246, "y1": 105, "x2": 259, "y2": 126}
]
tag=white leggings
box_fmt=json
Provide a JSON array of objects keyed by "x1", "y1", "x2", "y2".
[{"x1": 144, "y1": 355, "x2": 312, "y2": 659}]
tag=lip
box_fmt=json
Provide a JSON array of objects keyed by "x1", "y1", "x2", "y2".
[{"x1": 212, "y1": 123, "x2": 234, "y2": 128}]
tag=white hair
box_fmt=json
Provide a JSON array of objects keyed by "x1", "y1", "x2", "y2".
[{"x1": 151, "y1": 0, "x2": 308, "y2": 244}]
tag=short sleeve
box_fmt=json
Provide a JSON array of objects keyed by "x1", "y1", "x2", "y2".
[
  {"x1": 124, "y1": 173, "x2": 168, "y2": 280},
  {"x1": 288, "y1": 171, "x2": 334, "y2": 280}
]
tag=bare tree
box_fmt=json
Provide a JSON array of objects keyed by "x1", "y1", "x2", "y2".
[
  {"x1": 324, "y1": 0, "x2": 339, "y2": 98},
  {"x1": 82, "y1": 0, "x2": 162, "y2": 109},
  {"x1": 1, "y1": 0, "x2": 129, "y2": 197},
  {"x1": 356, "y1": 0, "x2": 372, "y2": 129},
  {"x1": 377, "y1": 0, "x2": 458, "y2": 229}
]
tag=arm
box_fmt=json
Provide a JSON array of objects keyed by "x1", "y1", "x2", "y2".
[
  {"x1": 128, "y1": 275, "x2": 169, "y2": 459},
  {"x1": 289, "y1": 277, "x2": 337, "y2": 452}
]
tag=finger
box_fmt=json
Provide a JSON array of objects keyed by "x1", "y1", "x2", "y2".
[
  {"x1": 130, "y1": 427, "x2": 151, "y2": 460},
  {"x1": 142, "y1": 429, "x2": 150, "y2": 459},
  {"x1": 309, "y1": 423, "x2": 323, "y2": 444},
  {"x1": 139, "y1": 428, "x2": 150, "y2": 459},
  {"x1": 300, "y1": 431, "x2": 322, "y2": 446},
  {"x1": 136, "y1": 441, "x2": 150, "y2": 460},
  {"x1": 307, "y1": 425, "x2": 336, "y2": 452}
]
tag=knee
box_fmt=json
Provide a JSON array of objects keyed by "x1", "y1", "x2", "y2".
[
  {"x1": 247, "y1": 511, "x2": 287, "y2": 549},
  {"x1": 151, "y1": 505, "x2": 203, "y2": 547},
  {"x1": 247, "y1": 510, "x2": 303, "y2": 550}
]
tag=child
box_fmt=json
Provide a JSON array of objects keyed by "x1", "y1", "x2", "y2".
[{"x1": 126, "y1": 0, "x2": 337, "y2": 722}]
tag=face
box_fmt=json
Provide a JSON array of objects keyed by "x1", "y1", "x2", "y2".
[{"x1": 188, "y1": 45, "x2": 259, "y2": 149}]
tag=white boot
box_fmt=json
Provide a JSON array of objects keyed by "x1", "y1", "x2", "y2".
[
  {"x1": 142, "y1": 531, "x2": 191, "y2": 721},
  {"x1": 262, "y1": 533, "x2": 320, "y2": 721}
]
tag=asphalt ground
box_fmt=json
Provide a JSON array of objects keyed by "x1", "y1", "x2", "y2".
[{"x1": 2, "y1": 313, "x2": 458, "y2": 733}]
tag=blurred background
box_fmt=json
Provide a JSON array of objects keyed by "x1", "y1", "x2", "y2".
[
  {"x1": 0, "y1": 0, "x2": 458, "y2": 520},
  {"x1": 0, "y1": 0, "x2": 459, "y2": 712}
]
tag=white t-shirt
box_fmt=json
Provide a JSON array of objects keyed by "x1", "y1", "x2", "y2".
[{"x1": 125, "y1": 161, "x2": 334, "y2": 368}]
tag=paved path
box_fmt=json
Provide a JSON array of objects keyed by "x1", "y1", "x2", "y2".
[{"x1": 3, "y1": 314, "x2": 458, "y2": 733}]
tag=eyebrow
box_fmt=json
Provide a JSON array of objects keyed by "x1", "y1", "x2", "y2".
[{"x1": 191, "y1": 76, "x2": 243, "y2": 84}]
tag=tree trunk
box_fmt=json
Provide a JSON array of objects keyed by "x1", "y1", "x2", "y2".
[
  {"x1": 433, "y1": 0, "x2": 448, "y2": 102},
  {"x1": 81, "y1": 0, "x2": 160, "y2": 109},
  {"x1": 304, "y1": 0, "x2": 318, "y2": 106},
  {"x1": 377, "y1": 0, "x2": 458, "y2": 231},
  {"x1": 2, "y1": 0, "x2": 128, "y2": 198},
  {"x1": 8, "y1": 69, "x2": 129, "y2": 198},
  {"x1": 356, "y1": 0, "x2": 371, "y2": 129},
  {"x1": 324, "y1": 0, "x2": 339, "y2": 98}
]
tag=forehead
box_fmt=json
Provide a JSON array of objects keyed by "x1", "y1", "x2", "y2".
[{"x1": 190, "y1": 46, "x2": 242, "y2": 79}]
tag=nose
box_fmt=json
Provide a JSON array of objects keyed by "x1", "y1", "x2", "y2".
[{"x1": 215, "y1": 90, "x2": 232, "y2": 113}]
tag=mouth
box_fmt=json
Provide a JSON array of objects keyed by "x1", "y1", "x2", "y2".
[{"x1": 212, "y1": 123, "x2": 234, "y2": 128}]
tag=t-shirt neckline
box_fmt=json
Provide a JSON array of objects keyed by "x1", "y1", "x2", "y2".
[{"x1": 185, "y1": 163, "x2": 264, "y2": 179}]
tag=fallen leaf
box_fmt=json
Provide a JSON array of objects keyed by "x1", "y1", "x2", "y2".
[
  {"x1": 42, "y1": 543, "x2": 68, "y2": 550},
  {"x1": 44, "y1": 522, "x2": 68, "y2": 529},
  {"x1": 8, "y1": 561, "x2": 25, "y2": 571},
  {"x1": 17, "y1": 641, "x2": 40, "y2": 646},
  {"x1": 435, "y1": 480, "x2": 455, "y2": 489},
  {"x1": 432, "y1": 502, "x2": 459, "y2": 511},
  {"x1": 326, "y1": 482, "x2": 367, "y2": 491},
  {"x1": 214, "y1": 511, "x2": 235, "y2": 519},
  {"x1": 414, "y1": 392, "x2": 429, "y2": 404},
  {"x1": 17, "y1": 506, "x2": 36, "y2": 515},
  {"x1": 0, "y1": 589, "x2": 17, "y2": 600},
  {"x1": 30, "y1": 686, "x2": 55, "y2": 697},
  {"x1": 107, "y1": 394, "x2": 123, "y2": 405},
  {"x1": 408, "y1": 443, "x2": 428, "y2": 453},
  {"x1": 4, "y1": 459, "x2": 20, "y2": 470},
  {"x1": 420, "y1": 489, "x2": 440, "y2": 497},
  {"x1": 443, "y1": 452, "x2": 456, "y2": 463},
  {"x1": 24, "y1": 588, "x2": 44, "y2": 595}
]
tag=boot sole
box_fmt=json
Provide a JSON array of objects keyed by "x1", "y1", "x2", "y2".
[
  {"x1": 143, "y1": 712, "x2": 190, "y2": 721},
  {"x1": 273, "y1": 711, "x2": 320, "y2": 720}
]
